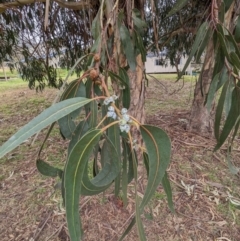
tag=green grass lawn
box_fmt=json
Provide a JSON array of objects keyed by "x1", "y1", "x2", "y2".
[{"x1": 0, "y1": 68, "x2": 79, "y2": 91}]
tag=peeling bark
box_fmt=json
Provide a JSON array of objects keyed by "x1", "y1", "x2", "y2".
[
  {"x1": 188, "y1": 40, "x2": 215, "y2": 134},
  {"x1": 188, "y1": 3, "x2": 235, "y2": 134}
]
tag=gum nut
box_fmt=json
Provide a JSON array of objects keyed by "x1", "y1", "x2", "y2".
[
  {"x1": 94, "y1": 54, "x2": 100, "y2": 62},
  {"x1": 89, "y1": 69, "x2": 98, "y2": 80}
]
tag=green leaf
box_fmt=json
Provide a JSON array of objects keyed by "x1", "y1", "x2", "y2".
[
  {"x1": 224, "y1": 79, "x2": 233, "y2": 117},
  {"x1": 218, "y1": 1, "x2": 225, "y2": 23},
  {"x1": 214, "y1": 79, "x2": 229, "y2": 140},
  {"x1": 215, "y1": 88, "x2": 240, "y2": 151},
  {"x1": 224, "y1": 0, "x2": 234, "y2": 12},
  {"x1": 132, "y1": 9, "x2": 147, "y2": 34},
  {"x1": 217, "y1": 28, "x2": 231, "y2": 63},
  {"x1": 68, "y1": 120, "x2": 89, "y2": 156},
  {"x1": 88, "y1": 100, "x2": 98, "y2": 129},
  {"x1": 122, "y1": 139, "x2": 129, "y2": 206},
  {"x1": 119, "y1": 125, "x2": 172, "y2": 241},
  {"x1": 120, "y1": 25, "x2": 136, "y2": 70},
  {"x1": 225, "y1": 27, "x2": 240, "y2": 58},
  {"x1": 80, "y1": 135, "x2": 120, "y2": 196},
  {"x1": 179, "y1": 22, "x2": 209, "y2": 79},
  {"x1": 0, "y1": 97, "x2": 93, "y2": 159},
  {"x1": 230, "y1": 52, "x2": 240, "y2": 70},
  {"x1": 143, "y1": 152, "x2": 149, "y2": 177},
  {"x1": 91, "y1": 10, "x2": 101, "y2": 40},
  {"x1": 166, "y1": 0, "x2": 189, "y2": 17},
  {"x1": 235, "y1": 15, "x2": 240, "y2": 43},
  {"x1": 58, "y1": 80, "x2": 86, "y2": 139},
  {"x1": 119, "y1": 68, "x2": 131, "y2": 109},
  {"x1": 91, "y1": 137, "x2": 120, "y2": 186},
  {"x1": 161, "y1": 172, "x2": 174, "y2": 213},
  {"x1": 206, "y1": 73, "x2": 220, "y2": 111},
  {"x1": 135, "y1": 32, "x2": 147, "y2": 62},
  {"x1": 217, "y1": 66, "x2": 228, "y2": 91},
  {"x1": 64, "y1": 129, "x2": 102, "y2": 241},
  {"x1": 107, "y1": 120, "x2": 121, "y2": 196},
  {"x1": 36, "y1": 159, "x2": 63, "y2": 178},
  {"x1": 195, "y1": 27, "x2": 213, "y2": 63},
  {"x1": 140, "y1": 125, "x2": 171, "y2": 209}
]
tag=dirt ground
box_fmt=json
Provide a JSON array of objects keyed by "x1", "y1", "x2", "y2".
[{"x1": 0, "y1": 77, "x2": 240, "y2": 241}]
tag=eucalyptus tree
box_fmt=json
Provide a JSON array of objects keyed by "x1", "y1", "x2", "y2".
[
  {"x1": 0, "y1": 1, "x2": 172, "y2": 240},
  {"x1": 1, "y1": 0, "x2": 240, "y2": 240}
]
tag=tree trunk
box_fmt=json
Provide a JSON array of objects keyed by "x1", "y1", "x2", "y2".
[
  {"x1": 188, "y1": 2, "x2": 234, "y2": 134},
  {"x1": 188, "y1": 39, "x2": 215, "y2": 134},
  {"x1": 128, "y1": 54, "x2": 145, "y2": 124}
]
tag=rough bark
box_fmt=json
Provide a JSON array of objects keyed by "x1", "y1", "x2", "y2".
[
  {"x1": 188, "y1": 39, "x2": 215, "y2": 134},
  {"x1": 128, "y1": 54, "x2": 145, "y2": 124},
  {"x1": 188, "y1": 3, "x2": 235, "y2": 134}
]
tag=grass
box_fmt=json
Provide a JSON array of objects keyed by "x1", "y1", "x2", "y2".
[{"x1": 0, "y1": 67, "x2": 79, "y2": 91}]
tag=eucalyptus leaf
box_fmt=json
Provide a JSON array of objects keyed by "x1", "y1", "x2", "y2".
[
  {"x1": 166, "y1": 0, "x2": 188, "y2": 17},
  {"x1": 36, "y1": 159, "x2": 63, "y2": 178},
  {"x1": 0, "y1": 97, "x2": 92, "y2": 159},
  {"x1": 65, "y1": 129, "x2": 102, "y2": 241},
  {"x1": 120, "y1": 25, "x2": 136, "y2": 70}
]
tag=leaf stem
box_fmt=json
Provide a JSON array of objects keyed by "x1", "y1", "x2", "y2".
[{"x1": 101, "y1": 120, "x2": 119, "y2": 132}]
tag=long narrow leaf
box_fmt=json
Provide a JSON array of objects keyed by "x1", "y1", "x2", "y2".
[
  {"x1": 179, "y1": 22, "x2": 209, "y2": 79},
  {"x1": 140, "y1": 125, "x2": 171, "y2": 209},
  {"x1": 0, "y1": 97, "x2": 92, "y2": 158},
  {"x1": 64, "y1": 129, "x2": 102, "y2": 241}
]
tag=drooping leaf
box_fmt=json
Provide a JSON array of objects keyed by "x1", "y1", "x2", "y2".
[
  {"x1": 224, "y1": 0, "x2": 234, "y2": 12},
  {"x1": 118, "y1": 124, "x2": 172, "y2": 241},
  {"x1": 161, "y1": 172, "x2": 174, "y2": 213},
  {"x1": 120, "y1": 25, "x2": 136, "y2": 70},
  {"x1": 217, "y1": 26, "x2": 231, "y2": 63},
  {"x1": 36, "y1": 159, "x2": 63, "y2": 178},
  {"x1": 122, "y1": 139, "x2": 129, "y2": 206},
  {"x1": 132, "y1": 9, "x2": 147, "y2": 34},
  {"x1": 218, "y1": 1, "x2": 225, "y2": 23},
  {"x1": 58, "y1": 80, "x2": 86, "y2": 139},
  {"x1": 91, "y1": 137, "x2": 120, "y2": 186},
  {"x1": 225, "y1": 29, "x2": 240, "y2": 58},
  {"x1": 119, "y1": 68, "x2": 131, "y2": 109},
  {"x1": 214, "y1": 79, "x2": 229, "y2": 140},
  {"x1": 206, "y1": 73, "x2": 220, "y2": 111},
  {"x1": 143, "y1": 152, "x2": 174, "y2": 212},
  {"x1": 0, "y1": 97, "x2": 93, "y2": 159},
  {"x1": 195, "y1": 27, "x2": 213, "y2": 63},
  {"x1": 107, "y1": 120, "x2": 121, "y2": 196},
  {"x1": 215, "y1": 87, "x2": 240, "y2": 151},
  {"x1": 140, "y1": 125, "x2": 171, "y2": 209},
  {"x1": 235, "y1": 15, "x2": 240, "y2": 43},
  {"x1": 166, "y1": 0, "x2": 189, "y2": 17},
  {"x1": 143, "y1": 152, "x2": 149, "y2": 177},
  {"x1": 91, "y1": 10, "x2": 101, "y2": 40},
  {"x1": 88, "y1": 100, "x2": 98, "y2": 129},
  {"x1": 230, "y1": 52, "x2": 240, "y2": 70},
  {"x1": 217, "y1": 66, "x2": 228, "y2": 91},
  {"x1": 68, "y1": 120, "x2": 89, "y2": 155},
  {"x1": 64, "y1": 129, "x2": 102, "y2": 241},
  {"x1": 179, "y1": 22, "x2": 209, "y2": 79},
  {"x1": 224, "y1": 79, "x2": 233, "y2": 117}
]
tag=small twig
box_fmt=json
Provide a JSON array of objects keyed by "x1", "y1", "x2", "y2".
[
  {"x1": 147, "y1": 74, "x2": 168, "y2": 93},
  {"x1": 45, "y1": 223, "x2": 66, "y2": 241},
  {"x1": 33, "y1": 210, "x2": 53, "y2": 241}
]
